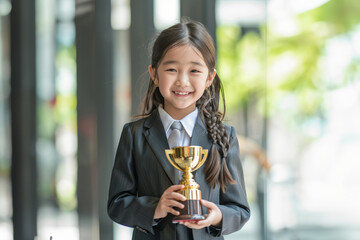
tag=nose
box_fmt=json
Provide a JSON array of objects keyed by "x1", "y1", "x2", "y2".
[{"x1": 176, "y1": 72, "x2": 190, "y2": 86}]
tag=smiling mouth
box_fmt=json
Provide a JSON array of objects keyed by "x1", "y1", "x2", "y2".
[{"x1": 174, "y1": 91, "x2": 192, "y2": 96}]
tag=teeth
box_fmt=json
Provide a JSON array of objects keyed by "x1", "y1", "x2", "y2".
[{"x1": 175, "y1": 91, "x2": 189, "y2": 95}]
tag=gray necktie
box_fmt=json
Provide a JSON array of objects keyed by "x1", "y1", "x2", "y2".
[
  {"x1": 168, "y1": 121, "x2": 182, "y2": 149},
  {"x1": 168, "y1": 121, "x2": 183, "y2": 183}
]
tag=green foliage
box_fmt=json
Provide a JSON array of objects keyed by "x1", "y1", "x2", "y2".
[
  {"x1": 217, "y1": 0, "x2": 360, "y2": 123},
  {"x1": 217, "y1": 26, "x2": 265, "y2": 111}
]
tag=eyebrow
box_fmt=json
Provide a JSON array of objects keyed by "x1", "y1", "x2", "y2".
[{"x1": 162, "y1": 60, "x2": 206, "y2": 67}]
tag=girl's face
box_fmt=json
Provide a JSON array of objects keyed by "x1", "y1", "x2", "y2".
[{"x1": 149, "y1": 45, "x2": 216, "y2": 120}]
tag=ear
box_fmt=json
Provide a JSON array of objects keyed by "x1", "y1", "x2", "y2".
[
  {"x1": 206, "y1": 69, "x2": 216, "y2": 88},
  {"x1": 148, "y1": 65, "x2": 158, "y2": 86}
]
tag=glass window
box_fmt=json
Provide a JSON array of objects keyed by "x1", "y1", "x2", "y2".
[
  {"x1": 267, "y1": 0, "x2": 360, "y2": 239},
  {"x1": 36, "y1": 0, "x2": 78, "y2": 239},
  {"x1": 112, "y1": 0, "x2": 132, "y2": 238},
  {"x1": 218, "y1": 0, "x2": 360, "y2": 239},
  {"x1": 0, "y1": 0, "x2": 12, "y2": 239},
  {"x1": 154, "y1": 0, "x2": 180, "y2": 30},
  {"x1": 216, "y1": 0, "x2": 267, "y2": 239}
]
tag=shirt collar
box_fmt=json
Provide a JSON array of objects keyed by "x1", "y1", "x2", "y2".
[{"x1": 158, "y1": 106, "x2": 198, "y2": 137}]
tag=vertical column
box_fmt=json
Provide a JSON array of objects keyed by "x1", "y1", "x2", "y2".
[
  {"x1": 75, "y1": 0, "x2": 113, "y2": 239},
  {"x1": 94, "y1": 0, "x2": 114, "y2": 239},
  {"x1": 10, "y1": 0, "x2": 37, "y2": 239},
  {"x1": 130, "y1": 0, "x2": 155, "y2": 116},
  {"x1": 75, "y1": 0, "x2": 99, "y2": 240},
  {"x1": 75, "y1": 1, "x2": 97, "y2": 238},
  {"x1": 180, "y1": 0, "x2": 217, "y2": 44}
]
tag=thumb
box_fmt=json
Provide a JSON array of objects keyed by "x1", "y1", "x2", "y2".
[{"x1": 200, "y1": 199, "x2": 216, "y2": 209}]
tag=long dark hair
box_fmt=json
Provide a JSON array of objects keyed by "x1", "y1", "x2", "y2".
[{"x1": 142, "y1": 19, "x2": 235, "y2": 192}]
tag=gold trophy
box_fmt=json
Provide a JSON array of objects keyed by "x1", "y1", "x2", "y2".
[{"x1": 165, "y1": 146, "x2": 208, "y2": 223}]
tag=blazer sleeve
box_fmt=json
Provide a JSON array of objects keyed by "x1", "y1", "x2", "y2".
[
  {"x1": 209, "y1": 126, "x2": 251, "y2": 236},
  {"x1": 107, "y1": 123, "x2": 159, "y2": 235}
]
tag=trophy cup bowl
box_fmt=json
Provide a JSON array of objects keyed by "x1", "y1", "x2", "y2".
[{"x1": 165, "y1": 146, "x2": 208, "y2": 223}]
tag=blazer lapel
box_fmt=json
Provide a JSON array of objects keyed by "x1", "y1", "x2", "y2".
[
  {"x1": 190, "y1": 115, "x2": 211, "y2": 148},
  {"x1": 190, "y1": 115, "x2": 213, "y2": 201},
  {"x1": 143, "y1": 110, "x2": 177, "y2": 185}
]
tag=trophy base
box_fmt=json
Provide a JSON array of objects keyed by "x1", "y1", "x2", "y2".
[
  {"x1": 172, "y1": 200, "x2": 206, "y2": 223},
  {"x1": 172, "y1": 214, "x2": 206, "y2": 223}
]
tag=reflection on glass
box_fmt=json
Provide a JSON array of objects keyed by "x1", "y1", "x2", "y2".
[
  {"x1": 111, "y1": 0, "x2": 131, "y2": 30},
  {"x1": 154, "y1": 0, "x2": 180, "y2": 30},
  {"x1": 37, "y1": 0, "x2": 78, "y2": 239},
  {"x1": 0, "y1": 2, "x2": 12, "y2": 239},
  {"x1": 217, "y1": 0, "x2": 360, "y2": 239}
]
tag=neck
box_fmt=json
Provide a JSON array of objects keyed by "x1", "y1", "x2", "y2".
[{"x1": 164, "y1": 106, "x2": 196, "y2": 120}]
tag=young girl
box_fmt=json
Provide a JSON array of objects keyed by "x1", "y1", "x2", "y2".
[{"x1": 108, "y1": 19, "x2": 250, "y2": 240}]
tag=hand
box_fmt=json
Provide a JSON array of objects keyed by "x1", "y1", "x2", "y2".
[
  {"x1": 181, "y1": 199, "x2": 222, "y2": 229},
  {"x1": 154, "y1": 185, "x2": 186, "y2": 219}
]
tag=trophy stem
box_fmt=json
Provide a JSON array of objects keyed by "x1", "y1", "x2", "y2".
[
  {"x1": 181, "y1": 167, "x2": 193, "y2": 183},
  {"x1": 179, "y1": 167, "x2": 200, "y2": 198}
]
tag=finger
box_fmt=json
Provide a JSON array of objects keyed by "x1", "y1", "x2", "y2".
[
  {"x1": 183, "y1": 221, "x2": 208, "y2": 229},
  {"x1": 169, "y1": 192, "x2": 186, "y2": 201},
  {"x1": 200, "y1": 199, "x2": 216, "y2": 209},
  {"x1": 162, "y1": 192, "x2": 185, "y2": 202},
  {"x1": 183, "y1": 222, "x2": 196, "y2": 228},
  {"x1": 167, "y1": 200, "x2": 184, "y2": 209},
  {"x1": 196, "y1": 218, "x2": 212, "y2": 227},
  {"x1": 166, "y1": 185, "x2": 184, "y2": 193},
  {"x1": 196, "y1": 213, "x2": 214, "y2": 226},
  {"x1": 167, "y1": 207, "x2": 181, "y2": 216}
]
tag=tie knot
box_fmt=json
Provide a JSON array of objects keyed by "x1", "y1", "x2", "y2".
[{"x1": 171, "y1": 121, "x2": 182, "y2": 131}]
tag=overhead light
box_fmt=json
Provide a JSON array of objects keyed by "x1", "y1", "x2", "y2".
[
  {"x1": 0, "y1": 0, "x2": 11, "y2": 16},
  {"x1": 217, "y1": 0, "x2": 266, "y2": 26},
  {"x1": 268, "y1": 0, "x2": 330, "y2": 17}
]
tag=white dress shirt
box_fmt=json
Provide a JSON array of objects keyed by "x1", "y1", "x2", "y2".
[{"x1": 158, "y1": 106, "x2": 198, "y2": 147}]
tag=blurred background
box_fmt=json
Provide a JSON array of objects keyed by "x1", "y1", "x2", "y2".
[{"x1": 1, "y1": 0, "x2": 360, "y2": 239}]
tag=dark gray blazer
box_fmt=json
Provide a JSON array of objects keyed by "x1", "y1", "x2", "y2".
[{"x1": 108, "y1": 110, "x2": 250, "y2": 240}]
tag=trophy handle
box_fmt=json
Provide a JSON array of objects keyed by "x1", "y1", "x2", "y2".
[
  {"x1": 165, "y1": 149, "x2": 182, "y2": 171},
  {"x1": 192, "y1": 149, "x2": 208, "y2": 172}
]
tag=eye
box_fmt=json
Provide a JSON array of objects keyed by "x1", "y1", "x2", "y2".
[
  {"x1": 190, "y1": 69, "x2": 201, "y2": 73},
  {"x1": 166, "y1": 68, "x2": 177, "y2": 72}
]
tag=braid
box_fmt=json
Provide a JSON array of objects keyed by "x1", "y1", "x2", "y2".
[{"x1": 198, "y1": 78, "x2": 236, "y2": 193}]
